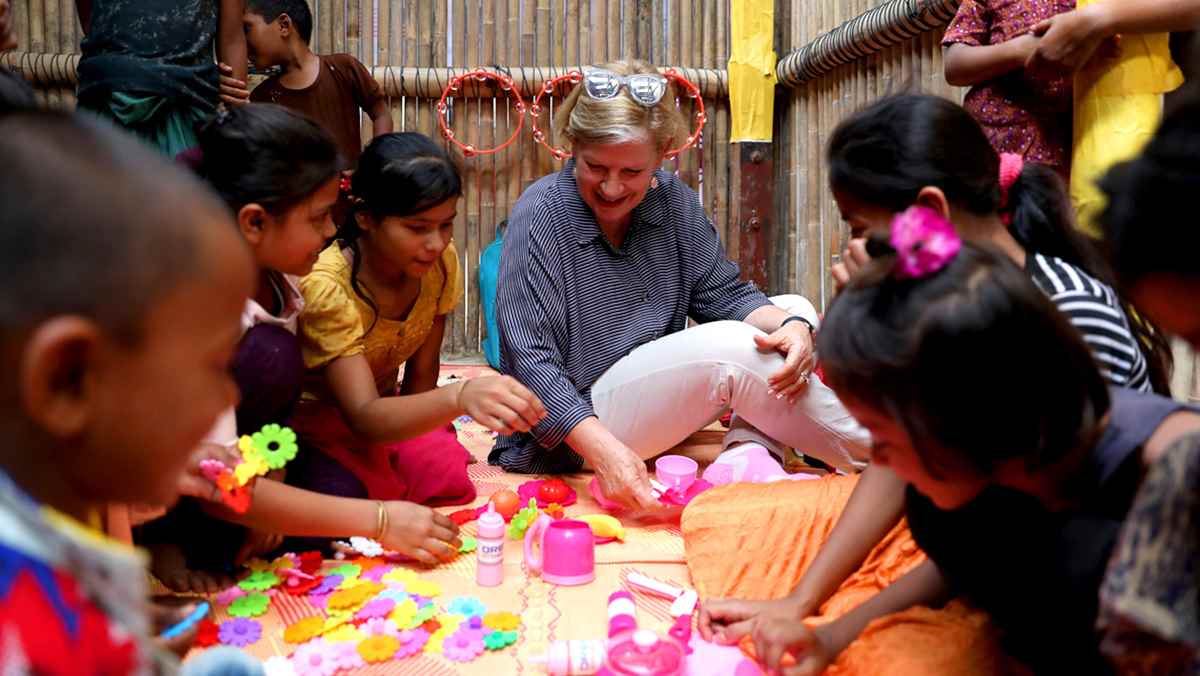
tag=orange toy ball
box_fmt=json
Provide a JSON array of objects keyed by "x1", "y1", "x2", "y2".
[{"x1": 489, "y1": 490, "x2": 521, "y2": 519}]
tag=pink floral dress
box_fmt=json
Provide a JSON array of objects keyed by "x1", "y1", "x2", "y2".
[{"x1": 942, "y1": 0, "x2": 1076, "y2": 176}]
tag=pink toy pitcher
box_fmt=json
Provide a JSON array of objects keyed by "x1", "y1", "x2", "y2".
[{"x1": 524, "y1": 515, "x2": 595, "y2": 586}]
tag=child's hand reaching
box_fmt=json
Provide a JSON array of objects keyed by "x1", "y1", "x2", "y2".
[
  {"x1": 381, "y1": 502, "x2": 462, "y2": 566},
  {"x1": 149, "y1": 599, "x2": 204, "y2": 658},
  {"x1": 456, "y1": 376, "x2": 547, "y2": 435},
  {"x1": 700, "y1": 597, "x2": 833, "y2": 675},
  {"x1": 177, "y1": 442, "x2": 242, "y2": 502}
]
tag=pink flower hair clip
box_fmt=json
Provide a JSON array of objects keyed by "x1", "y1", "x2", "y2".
[{"x1": 889, "y1": 205, "x2": 962, "y2": 279}]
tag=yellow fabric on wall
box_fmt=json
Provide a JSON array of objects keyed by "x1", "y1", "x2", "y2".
[
  {"x1": 728, "y1": 0, "x2": 776, "y2": 142},
  {"x1": 1071, "y1": 0, "x2": 1182, "y2": 236}
]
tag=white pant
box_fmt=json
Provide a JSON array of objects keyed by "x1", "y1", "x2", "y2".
[{"x1": 590, "y1": 295, "x2": 869, "y2": 472}]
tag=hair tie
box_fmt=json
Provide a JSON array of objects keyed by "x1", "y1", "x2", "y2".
[
  {"x1": 889, "y1": 205, "x2": 962, "y2": 280},
  {"x1": 998, "y1": 152, "x2": 1024, "y2": 206},
  {"x1": 214, "y1": 105, "x2": 233, "y2": 126}
]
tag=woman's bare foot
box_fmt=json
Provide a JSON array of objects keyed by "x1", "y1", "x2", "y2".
[{"x1": 148, "y1": 543, "x2": 234, "y2": 594}]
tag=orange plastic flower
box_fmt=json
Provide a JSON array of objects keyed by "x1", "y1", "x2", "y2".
[
  {"x1": 283, "y1": 616, "x2": 325, "y2": 644},
  {"x1": 328, "y1": 581, "x2": 385, "y2": 610},
  {"x1": 357, "y1": 635, "x2": 401, "y2": 663}
]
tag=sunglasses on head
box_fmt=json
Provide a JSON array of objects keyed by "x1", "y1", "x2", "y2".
[{"x1": 582, "y1": 68, "x2": 669, "y2": 106}]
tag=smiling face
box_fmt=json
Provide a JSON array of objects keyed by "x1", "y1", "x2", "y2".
[
  {"x1": 360, "y1": 196, "x2": 458, "y2": 279},
  {"x1": 842, "y1": 397, "x2": 989, "y2": 511},
  {"x1": 572, "y1": 138, "x2": 662, "y2": 228},
  {"x1": 247, "y1": 176, "x2": 340, "y2": 277}
]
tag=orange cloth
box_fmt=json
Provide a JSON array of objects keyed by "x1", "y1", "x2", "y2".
[{"x1": 681, "y1": 475, "x2": 1024, "y2": 674}]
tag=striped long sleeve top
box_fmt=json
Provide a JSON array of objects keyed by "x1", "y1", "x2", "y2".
[{"x1": 490, "y1": 161, "x2": 770, "y2": 473}]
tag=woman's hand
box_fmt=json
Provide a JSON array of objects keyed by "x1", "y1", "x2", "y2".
[
  {"x1": 381, "y1": 502, "x2": 462, "y2": 566},
  {"x1": 217, "y1": 62, "x2": 250, "y2": 106},
  {"x1": 592, "y1": 439, "x2": 659, "y2": 510},
  {"x1": 757, "y1": 323, "x2": 816, "y2": 404},
  {"x1": 700, "y1": 597, "x2": 834, "y2": 675},
  {"x1": 457, "y1": 376, "x2": 547, "y2": 435},
  {"x1": 1027, "y1": 4, "x2": 1112, "y2": 75},
  {"x1": 832, "y1": 238, "x2": 871, "y2": 292}
]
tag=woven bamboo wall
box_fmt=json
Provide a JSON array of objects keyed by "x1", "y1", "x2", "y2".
[
  {"x1": 774, "y1": 0, "x2": 964, "y2": 309},
  {"x1": 8, "y1": 0, "x2": 734, "y2": 357}
]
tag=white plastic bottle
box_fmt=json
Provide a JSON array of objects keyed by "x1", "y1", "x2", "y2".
[{"x1": 528, "y1": 639, "x2": 608, "y2": 676}]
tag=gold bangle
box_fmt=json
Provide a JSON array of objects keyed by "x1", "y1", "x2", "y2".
[
  {"x1": 374, "y1": 500, "x2": 388, "y2": 541},
  {"x1": 455, "y1": 379, "x2": 469, "y2": 410}
]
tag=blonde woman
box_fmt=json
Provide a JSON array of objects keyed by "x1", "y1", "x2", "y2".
[{"x1": 493, "y1": 61, "x2": 868, "y2": 509}]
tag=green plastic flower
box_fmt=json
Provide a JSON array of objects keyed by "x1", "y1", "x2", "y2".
[
  {"x1": 238, "y1": 570, "x2": 280, "y2": 592},
  {"x1": 328, "y1": 563, "x2": 362, "y2": 580},
  {"x1": 249, "y1": 423, "x2": 298, "y2": 470},
  {"x1": 458, "y1": 536, "x2": 477, "y2": 554},
  {"x1": 228, "y1": 592, "x2": 271, "y2": 618},
  {"x1": 412, "y1": 603, "x2": 438, "y2": 626},
  {"x1": 484, "y1": 630, "x2": 518, "y2": 650}
]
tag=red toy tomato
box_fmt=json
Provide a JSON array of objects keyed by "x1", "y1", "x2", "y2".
[
  {"x1": 489, "y1": 490, "x2": 520, "y2": 520},
  {"x1": 537, "y1": 479, "x2": 571, "y2": 504}
]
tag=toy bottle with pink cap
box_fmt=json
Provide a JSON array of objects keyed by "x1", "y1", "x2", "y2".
[{"x1": 476, "y1": 503, "x2": 505, "y2": 586}]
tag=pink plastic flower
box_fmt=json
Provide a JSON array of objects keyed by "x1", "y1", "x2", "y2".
[
  {"x1": 215, "y1": 585, "x2": 247, "y2": 606},
  {"x1": 394, "y1": 628, "x2": 431, "y2": 658},
  {"x1": 329, "y1": 640, "x2": 365, "y2": 670},
  {"x1": 889, "y1": 205, "x2": 962, "y2": 279},
  {"x1": 361, "y1": 617, "x2": 401, "y2": 638},
  {"x1": 291, "y1": 638, "x2": 339, "y2": 676},
  {"x1": 443, "y1": 629, "x2": 486, "y2": 662},
  {"x1": 355, "y1": 598, "x2": 396, "y2": 620}
]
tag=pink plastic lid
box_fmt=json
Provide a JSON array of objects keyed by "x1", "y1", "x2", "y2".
[
  {"x1": 477, "y1": 503, "x2": 506, "y2": 539},
  {"x1": 605, "y1": 630, "x2": 686, "y2": 676}
]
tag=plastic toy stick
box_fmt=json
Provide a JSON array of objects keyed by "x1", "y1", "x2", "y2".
[
  {"x1": 626, "y1": 572, "x2": 684, "y2": 600},
  {"x1": 160, "y1": 602, "x2": 210, "y2": 639}
]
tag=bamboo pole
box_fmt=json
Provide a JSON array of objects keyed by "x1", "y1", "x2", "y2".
[
  {"x1": 507, "y1": 0, "x2": 523, "y2": 209},
  {"x1": 564, "y1": 0, "x2": 577, "y2": 68},
  {"x1": 607, "y1": 0, "x2": 620, "y2": 59}
]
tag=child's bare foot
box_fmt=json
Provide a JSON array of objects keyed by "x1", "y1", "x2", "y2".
[{"x1": 148, "y1": 543, "x2": 234, "y2": 593}]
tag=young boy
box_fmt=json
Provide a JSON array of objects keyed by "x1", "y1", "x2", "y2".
[
  {"x1": 244, "y1": 0, "x2": 393, "y2": 165},
  {"x1": 0, "y1": 112, "x2": 261, "y2": 674}
]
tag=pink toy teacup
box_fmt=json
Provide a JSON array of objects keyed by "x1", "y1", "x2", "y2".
[
  {"x1": 524, "y1": 515, "x2": 595, "y2": 586},
  {"x1": 655, "y1": 455, "x2": 698, "y2": 492}
]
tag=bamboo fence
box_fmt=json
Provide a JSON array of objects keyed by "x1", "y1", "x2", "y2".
[{"x1": 7, "y1": 0, "x2": 736, "y2": 357}]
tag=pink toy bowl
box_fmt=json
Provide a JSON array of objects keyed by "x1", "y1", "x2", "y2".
[
  {"x1": 655, "y1": 455, "x2": 698, "y2": 492},
  {"x1": 524, "y1": 515, "x2": 595, "y2": 586}
]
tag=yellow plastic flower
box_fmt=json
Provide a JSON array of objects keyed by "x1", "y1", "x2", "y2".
[
  {"x1": 358, "y1": 635, "x2": 400, "y2": 663},
  {"x1": 324, "y1": 624, "x2": 365, "y2": 643},
  {"x1": 425, "y1": 628, "x2": 452, "y2": 654},
  {"x1": 328, "y1": 581, "x2": 384, "y2": 611},
  {"x1": 382, "y1": 568, "x2": 419, "y2": 586},
  {"x1": 405, "y1": 579, "x2": 442, "y2": 598},
  {"x1": 483, "y1": 611, "x2": 521, "y2": 632},
  {"x1": 389, "y1": 599, "x2": 418, "y2": 628},
  {"x1": 436, "y1": 614, "x2": 465, "y2": 634},
  {"x1": 283, "y1": 616, "x2": 325, "y2": 644},
  {"x1": 320, "y1": 613, "x2": 350, "y2": 634},
  {"x1": 244, "y1": 558, "x2": 274, "y2": 573}
]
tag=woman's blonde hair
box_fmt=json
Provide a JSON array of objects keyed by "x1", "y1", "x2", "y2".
[{"x1": 554, "y1": 60, "x2": 687, "y2": 153}]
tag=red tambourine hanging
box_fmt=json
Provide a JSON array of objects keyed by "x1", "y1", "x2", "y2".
[
  {"x1": 528, "y1": 68, "x2": 707, "y2": 161},
  {"x1": 437, "y1": 69, "x2": 526, "y2": 157}
]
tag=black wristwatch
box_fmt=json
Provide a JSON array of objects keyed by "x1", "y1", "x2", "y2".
[{"x1": 780, "y1": 315, "x2": 815, "y2": 335}]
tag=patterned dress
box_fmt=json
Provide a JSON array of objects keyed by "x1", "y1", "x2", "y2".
[{"x1": 942, "y1": 0, "x2": 1075, "y2": 175}]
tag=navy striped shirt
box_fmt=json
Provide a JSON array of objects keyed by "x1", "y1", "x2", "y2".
[
  {"x1": 1027, "y1": 253, "x2": 1151, "y2": 392},
  {"x1": 491, "y1": 161, "x2": 770, "y2": 473}
]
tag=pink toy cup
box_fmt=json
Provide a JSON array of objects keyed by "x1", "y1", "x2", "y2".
[
  {"x1": 655, "y1": 455, "x2": 698, "y2": 492},
  {"x1": 524, "y1": 515, "x2": 595, "y2": 586}
]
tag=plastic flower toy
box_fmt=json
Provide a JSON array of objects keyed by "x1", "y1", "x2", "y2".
[
  {"x1": 361, "y1": 617, "x2": 401, "y2": 638},
  {"x1": 263, "y1": 656, "x2": 297, "y2": 676},
  {"x1": 329, "y1": 581, "x2": 384, "y2": 611},
  {"x1": 348, "y1": 536, "x2": 384, "y2": 558},
  {"x1": 228, "y1": 593, "x2": 270, "y2": 618},
  {"x1": 483, "y1": 611, "x2": 521, "y2": 632},
  {"x1": 194, "y1": 619, "x2": 219, "y2": 647},
  {"x1": 382, "y1": 568, "x2": 419, "y2": 587},
  {"x1": 218, "y1": 618, "x2": 262, "y2": 647},
  {"x1": 412, "y1": 603, "x2": 438, "y2": 628},
  {"x1": 283, "y1": 573, "x2": 322, "y2": 596},
  {"x1": 378, "y1": 589, "x2": 409, "y2": 604},
  {"x1": 311, "y1": 575, "x2": 344, "y2": 596},
  {"x1": 355, "y1": 598, "x2": 396, "y2": 621},
  {"x1": 245, "y1": 557, "x2": 277, "y2": 573},
  {"x1": 889, "y1": 205, "x2": 962, "y2": 279},
  {"x1": 323, "y1": 624, "x2": 365, "y2": 644},
  {"x1": 390, "y1": 598, "x2": 419, "y2": 628},
  {"x1": 238, "y1": 570, "x2": 280, "y2": 592},
  {"x1": 357, "y1": 635, "x2": 400, "y2": 663},
  {"x1": 215, "y1": 585, "x2": 246, "y2": 606},
  {"x1": 405, "y1": 579, "x2": 441, "y2": 598},
  {"x1": 361, "y1": 564, "x2": 392, "y2": 583},
  {"x1": 457, "y1": 536, "x2": 477, "y2": 554},
  {"x1": 284, "y1": 616, "x2": 325, "y2": 644},
  {"x1": 484, "y1": 630, "x2": 519, "y2": 650},
  {"x1": 443, "y1": 630, "x2": 486, "y2": 662},
  {"x1": 435, "y1": 613, "x2": 466, "y2": 634},
  {"x1": 507, "y1": 499, "x2": 540, "y2": 540},
  {"x1": 298, "y1": 551, "x2": 323, "y2": 574},
  {"x1": 394, "y1": 629, "x2": 430, "y2": 658},
  {"x1": 291, "y1": 639, "x2": 339, "y2": 676},
  {"x1": 250, "y1": 423, "x2": 298, "y2": 469},
  {"x1": 448, "y1": 596, "x2": 487, "y2": 618},
  {"x1": 328, "y1": 563, "x2": 362, "y2": 580}
]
